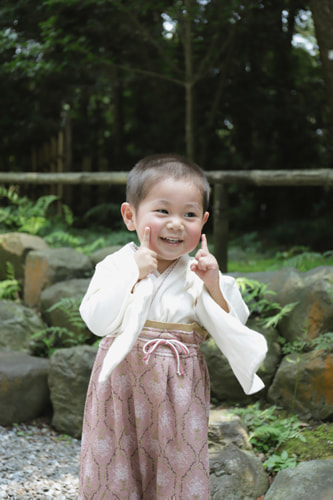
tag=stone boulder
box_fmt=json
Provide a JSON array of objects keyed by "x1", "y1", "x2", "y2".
[
  {"x1": 24, "y1": 247, "x2": 93, "y2": 306},
  {"x1": 0, "y1": 351, "x2": 50, "y2": 425},
  {"x1": 48, "y1": 345, "x2": 98, "y2": 438},
  {"x1": 209, "y1": 409, "x2": 252, "y2": 450},
  {"x1": 0, "y1": 232, "x2": 49, "y2": 281},
  {"x1": 201, "y1": 322, "x2": 281, "y2": 403},
  {"x1": 209, "y1": 444, "x2": 268, "y2": 500},
  {"x1": 264, "y1": 459, "x2": 333, "y2": 500},
  {"x1": 268, "y1": 349, "x2": 333, "y2": 420},
  {"x1": 40, "y1": 278, "x2": 92, "y2": 343},
  {"x1": 0, "y1": 299, "x2": 46, "y2": 352},
  {"x1": 266, "y1": 266, "x2": 333, "y2": 343},
  {"x1": 90, "y1": 245, "x2": 122, "y2": 266},
  {"x1": 208, "y1": 410, "x2": 268, "y2": 499}
]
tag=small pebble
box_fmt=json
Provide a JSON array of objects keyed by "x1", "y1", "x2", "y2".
[{"x1": 0, "y1": 418, "x2": 80, "y2": 499}]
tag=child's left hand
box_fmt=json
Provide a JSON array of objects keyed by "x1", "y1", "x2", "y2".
[
  {"x1": 190, "y1": 234, "x2": 229, "y2": 312},
  {"x1": 190, "y1": 234, "x2": 219, "y2": 288}
]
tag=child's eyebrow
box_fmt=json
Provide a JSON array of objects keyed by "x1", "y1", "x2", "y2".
[{"x1": 154, "y1": 199, "x2": 201, "y2": 208}]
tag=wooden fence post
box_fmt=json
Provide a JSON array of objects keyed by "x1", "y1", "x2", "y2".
[
  {"x1": 57, "y1": 130, "x2": 64, "y2": 202},
  {"x1": 213, "y1": 183, "x2": 229, "y2": 272}
]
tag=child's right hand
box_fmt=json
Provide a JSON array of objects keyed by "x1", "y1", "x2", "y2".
[{"x1": 134, "y1": 227, "x2": 158, "y2": 280}]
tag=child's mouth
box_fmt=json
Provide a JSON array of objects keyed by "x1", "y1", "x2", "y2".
[{"x1": 161, "y1": 237, "x2": 183, "y2": 244}]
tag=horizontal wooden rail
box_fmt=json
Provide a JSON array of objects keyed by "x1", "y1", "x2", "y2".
[
  {"x1": 1, "y1": 169, "x2": 332, "y2": 271},
  {"x1": 0, "y1": 168, "x2": 333, "y2": 186}
]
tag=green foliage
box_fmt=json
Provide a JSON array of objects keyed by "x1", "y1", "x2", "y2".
[
  {"x1": 236, "y1": 277, "x2": 297, "y2": 329},
  {"x1": 229, "y1": 245, "x2": 333, "y2": 274},
  {"x1": 231, "y1": 403, "x2": 305, "y2": 473},
  {"x1": 275, "y1": 248, "x2": 333, "y2": 272},
  {"x1": 280, "y1": 332, "x2": 333, "y2": 355},
  {"x1": 0, "y1": 262, "x2": 21, "y2": 301},
  {"x1": 249, "y1": 417, "x2": 305, "y2": 454},
  {"x1": 0, "y1": 0, "x2": 330, "y2": 185},
  {"x1": 282, "y1": 423, "x2": 333, "y2": 462},
  {"x1": 0, "y1": 187, "x2": 73, "y2": 236},
  {"x1": 44, "y1": 230, "x2": 83, "y2": 249},
  {"x1": 0, "y1": 186, "x2": 134, "y2": 256},
  {"x1": 264, "y1": 451, "x2": 297, "y2": 472},
  {"x1": 31, "y1": 297, "x2": 96, "y2": 357}
]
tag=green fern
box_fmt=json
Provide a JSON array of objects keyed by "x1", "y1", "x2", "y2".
[
  {"x1": 44, "y1": 230, "x2": 82, "y2": 248},
  {"x1": 282, "y1": 332, "x2": 333, "y2": 355},
  {"x1": 236, "y1": 277, "x2": 297, "y2": 329},
  {"x1": 31, "y1": 297, "x2": 95, "y2": 357},
  {"x1": 0, "y1": 187, "x2": 73, "y2": 236},
  {"x1": 231, "y1": 402, "x2": 305, "y2": 472},
  {"x1": 0, "y1": 262, "x2": 21, "y2": 301}
]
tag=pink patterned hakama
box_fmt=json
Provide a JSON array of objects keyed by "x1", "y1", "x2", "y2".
[{"x1": 79, "y1": 321, "x2": 210, "y2": 500}]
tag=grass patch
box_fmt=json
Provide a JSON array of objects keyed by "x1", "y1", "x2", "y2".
[{"x1": 228, "y1": 244, "x2": 333, "y2": 273}]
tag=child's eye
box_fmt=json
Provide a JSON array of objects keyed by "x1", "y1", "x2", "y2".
[
  {"x1": 156, "y1": 209, "x2": 168, "y2": 214},
  {"x1": 185, "y1": 212, "x2": 197, "y2": 218}
]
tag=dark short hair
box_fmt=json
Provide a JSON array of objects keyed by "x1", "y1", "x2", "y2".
[{"x1": 126, "y1": 154, "x2": 210, "y2": 211}]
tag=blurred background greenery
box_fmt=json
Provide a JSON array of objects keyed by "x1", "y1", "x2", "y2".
[{"x1": 1, "y1": 1, "x2": 333, "y2": 252}]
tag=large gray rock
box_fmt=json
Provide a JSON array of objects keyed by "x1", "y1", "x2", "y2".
[
  {"x1": 264, "y1": 459, "x2": 333, "y2": 500},
  {"x1": 90, "y1": 245, "x2": 122, "y2": 266},
  {"x1": 267, "y1": 266, "x2": 333, "y2": 343},
  {"x1": 0, "y1": 232, "x2": 49, "y2": 281},
  {"x1": 208, "y1": 410, "x2": 268, "y2": 500},
  {"x1": 201, "y1": 322, "x2": 280, "y2": 403},
  {"x1": 209, "y1": 409, "x2": 252, "y2": 451},
  {"x1": 24, "y1": 247, "x2": 93, "y2": 306},
  {"x1": 0, "y1": 351, "x2": 49, "y2": 425},
  {"x1": 0, "y1": 299, "x2": 46, "y2": 352},
  {"x1": 48, "y1": 345, "x2": 98, "y2": 438},
  {"x1": 268, "y1": 350, "x2": 333, "y2": 420},
  {"x1": 209, "y1": 444, "x2": 268, "y2": 500}
]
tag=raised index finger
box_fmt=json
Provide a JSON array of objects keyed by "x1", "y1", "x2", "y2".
[
  {"x1": 201, "y1": 233, "x2": 209, "y2": 251},
  {"x1": 141, "y1": 226, "x2": 151, "y2": 248}
]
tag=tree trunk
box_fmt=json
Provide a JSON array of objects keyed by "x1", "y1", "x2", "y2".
[
  {"x1": 111, "y1": 65, "x2": 124, "y2": 168},
  {"x1": 184, "y1": 0, "x2": 194, "y2": 160},
  {"x1": 309, "y1": 0, "x2": 333, "y2": 163}
]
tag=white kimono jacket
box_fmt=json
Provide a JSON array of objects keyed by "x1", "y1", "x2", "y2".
[{"x1": 80, "y1": 243, "x2": 267, "y2": 395}]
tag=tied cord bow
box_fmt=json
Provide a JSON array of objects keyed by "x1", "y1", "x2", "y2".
[{"x1": 142, "y1": 338, "x2": 190, "y2": 376}]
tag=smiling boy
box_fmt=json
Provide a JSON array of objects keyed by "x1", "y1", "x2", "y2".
[{"x1": 79, "y1": 154, "x2": 267, "y2": 499}]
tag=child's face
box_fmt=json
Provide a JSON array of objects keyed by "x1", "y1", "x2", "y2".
[{"x1": 122, "y1": 177, "x2": 209, "y2": 272}]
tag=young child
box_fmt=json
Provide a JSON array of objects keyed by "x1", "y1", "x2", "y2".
[{"x1": 79, "y1": 154, "x2": 267, "y2": 499}]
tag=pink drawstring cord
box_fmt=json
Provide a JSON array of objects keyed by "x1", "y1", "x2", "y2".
[{"x1": 142, "y1": 338, "x2": 190, "y2": 376}]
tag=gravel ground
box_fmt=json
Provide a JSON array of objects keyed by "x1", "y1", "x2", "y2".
[{"x1": 0, "y1": 418, "x2": 80, "y2": 499}]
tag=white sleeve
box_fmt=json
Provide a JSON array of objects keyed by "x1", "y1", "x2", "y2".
[
  {"x1": 217, "y1": 274, "x2": 250, "y2": 323},
  {"x1": 195, "y1": 274, "x2": 267, "y2": 395},
  {"x1": 79, "y1": 247, "x2": 140, "y2": 336}
]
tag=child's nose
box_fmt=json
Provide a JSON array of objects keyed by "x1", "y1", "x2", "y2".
[{"x1": 167, "y1": 217, "x2": 183, "y2": 230}]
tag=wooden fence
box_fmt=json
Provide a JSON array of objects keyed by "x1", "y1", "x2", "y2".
[{"x1": 0, "y1": 168, "x2": 333, "y2": 271}]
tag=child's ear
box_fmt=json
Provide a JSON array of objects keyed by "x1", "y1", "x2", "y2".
[
  {"x1": 121, "y1": 202, "x2": 136, "y2": 231},
  {"x1": 202, "y1": 211, "x2": 209, "y2": 226}
]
